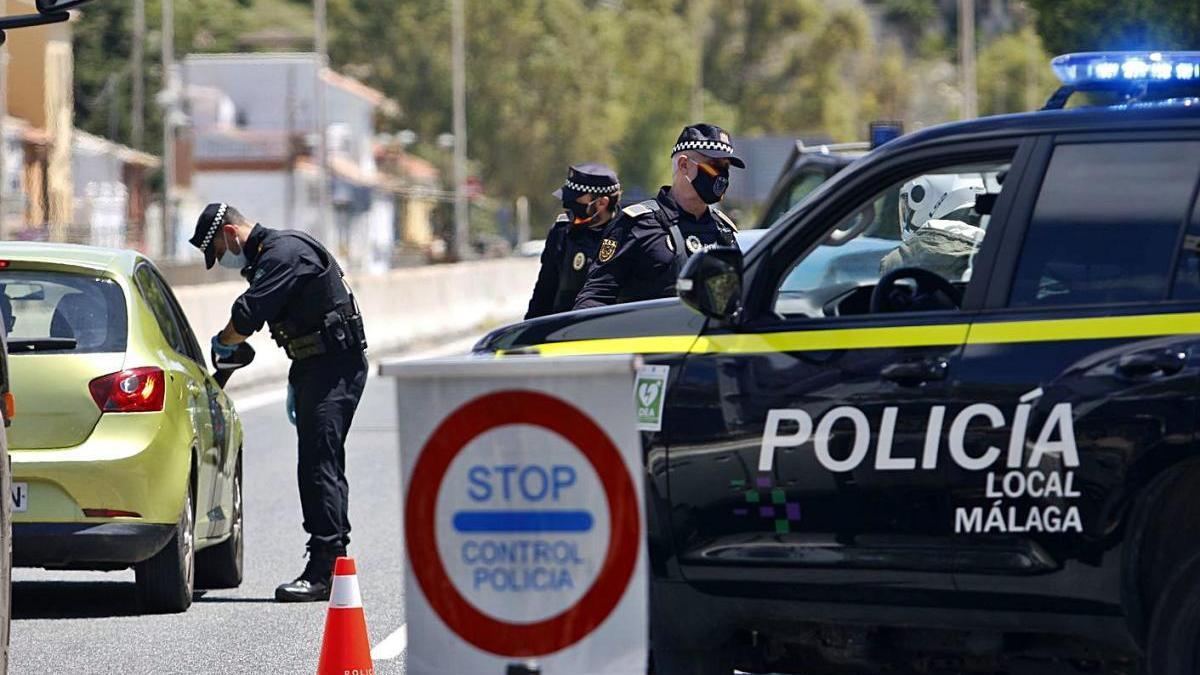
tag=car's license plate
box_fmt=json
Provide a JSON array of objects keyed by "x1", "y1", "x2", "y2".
[{"x1": 11, "y1": 482, "x2": 27, "y2": 513}]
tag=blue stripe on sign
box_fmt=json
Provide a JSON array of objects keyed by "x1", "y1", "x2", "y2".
[{"x1": 452, "y1": 510, "x2": 594, "y2": 533}]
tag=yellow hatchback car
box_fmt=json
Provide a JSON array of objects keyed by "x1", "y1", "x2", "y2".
[{"x1": 0, "y1": 243, "x2": 245, "y2": 613}]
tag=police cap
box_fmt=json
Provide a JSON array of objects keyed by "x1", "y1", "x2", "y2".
[
  {"x1": 189, "y1": 202, "x2": 230, "y2": 270},
  {"x1": 553, "y1": 163, "x2": 621, "y2": 203},
  {"x1": 671, "y1": 123, "x2": 746, "y2": 168}
]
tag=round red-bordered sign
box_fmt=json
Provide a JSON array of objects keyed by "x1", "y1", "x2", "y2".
[{"x1": 405, "y1": 389, "x2": 641, "y2": 657}]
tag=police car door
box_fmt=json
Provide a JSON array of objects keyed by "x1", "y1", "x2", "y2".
[
  {"x1": 951, "y1": 135, "x2": 1200, "y2": 604},
  {"x1": 666, "y1": 140, "x2": 1032, "y2": 595}
]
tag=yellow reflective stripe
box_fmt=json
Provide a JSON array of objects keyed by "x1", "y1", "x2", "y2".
[
  {"x1": 534, "y1": 335, "x2": 699, "y2": 356},
  {"x1": 966, "y1": 312, "x2": 1200, "y2": 345},
  {"x1": 694, "y1": 324, "x2": 969, "y2": 353},
  {"x1": 516, "y1": 311, "x2": 1200, "y2": 357}
]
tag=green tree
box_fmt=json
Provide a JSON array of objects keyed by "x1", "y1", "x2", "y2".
[
  {"x1": 1026, "y1": 0, "x2": 1200, "y2": 54},
  {"x1": 977, "y1": 27, "x2": 1057, "y2": 116}
]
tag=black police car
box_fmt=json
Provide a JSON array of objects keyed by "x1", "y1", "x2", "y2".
[{"x1": 478, "y1": 52, "x2": 1200, "y2": 674}]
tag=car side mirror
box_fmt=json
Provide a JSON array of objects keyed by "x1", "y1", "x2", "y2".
[{"x1": 677, "y1": 246, "x2": 743, "y2": 322}]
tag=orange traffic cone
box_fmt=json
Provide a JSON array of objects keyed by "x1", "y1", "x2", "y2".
[{"x1": 317, "y1": 557, "x2": 374, "y2": 675}]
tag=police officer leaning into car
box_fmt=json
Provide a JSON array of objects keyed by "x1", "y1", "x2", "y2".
[
  {"x1": 574, "y1": 123, "x2": 743, "y2": 309},
  {"x1": 525, "y1": 163, "x2": 622, "y2": 319},
  {"x1": 189, "y1": 203, "x2": 368, "y2": 603}
]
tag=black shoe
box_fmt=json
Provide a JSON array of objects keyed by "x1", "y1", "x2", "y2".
[
  {"x1": 274, "y1": 548, "x2": 342, "y2": 603},
  {"x1": 274, "y1": 578, "x2": 331, "y2": 603}
]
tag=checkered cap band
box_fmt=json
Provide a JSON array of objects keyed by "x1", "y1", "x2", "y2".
[
  {"x1": 200, "y1": 203, "x2": 228, "y2": 251},
  {"x1": 563, "y1": 180, "x2": 620, "y2": 195},
  {"x1": 672, "y1": 140, "x2": 735, "y2": 156}
]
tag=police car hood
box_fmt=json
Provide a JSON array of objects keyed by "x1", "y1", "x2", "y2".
[{"x1": 474, "y1": 297, "x2": 707, "y2": 356}]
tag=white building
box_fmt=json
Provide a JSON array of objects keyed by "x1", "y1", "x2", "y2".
[{"x1": 181, "y1": 53, "x2": 394, "y2": 273}]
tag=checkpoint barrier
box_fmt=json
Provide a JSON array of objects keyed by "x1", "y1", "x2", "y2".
[
  {"x1": 171, "y1": 257, "x2": 538, "y2": 388},
  {"x1": 381, "y1": 355, "x2": 647, "y2": 674}
]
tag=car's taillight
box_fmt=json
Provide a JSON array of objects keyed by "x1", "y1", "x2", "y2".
[{"x1": 89, "y1": 367, "x2": 165, "y2": 413}]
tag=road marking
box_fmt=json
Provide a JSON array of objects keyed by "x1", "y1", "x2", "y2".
[
  {"x1": 231, "y1": 335, "x2": 482, "y2": 413},
  {"x1": 371, "y1": 623, "x2": 407, "y2": 661}
]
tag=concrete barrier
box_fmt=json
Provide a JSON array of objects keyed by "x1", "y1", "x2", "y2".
[{"x1": 172, "y1": 258, "x2": 538, "y2": 387}]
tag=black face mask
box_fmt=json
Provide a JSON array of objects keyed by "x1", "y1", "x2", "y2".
[
  {"x1": 690, "y1": 163, "x2": 730, "y2": 205},
  {"x1": 565, "y1": 198, "x2": 601, "y2": 226}
]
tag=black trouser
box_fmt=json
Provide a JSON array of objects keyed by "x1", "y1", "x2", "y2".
[{"x1": 289, "y1": 350, "x2": 368, "y2": 553}]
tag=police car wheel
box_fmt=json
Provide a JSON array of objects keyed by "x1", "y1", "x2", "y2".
[
  {"x1": 135, "y1": 482, "x2": 196, "y2": 614},
  {"x1": 1146, "y1": 551, "x2": 1200, "y2": 674},
  {"x1": 196, "y1": 453, "x2": 244, "y2": 590}
]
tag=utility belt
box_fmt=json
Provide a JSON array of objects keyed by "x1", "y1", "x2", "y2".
[{"x1": 270, "y1": 301, "x2": 368, "y2": 361}]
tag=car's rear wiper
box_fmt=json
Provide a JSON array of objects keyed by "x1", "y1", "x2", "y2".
[{"x1": 8, "y1": 338, "x2": 78, "y2": 353}]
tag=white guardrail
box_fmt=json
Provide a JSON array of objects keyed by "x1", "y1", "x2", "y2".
[{"x1": 172, "y1": 258, "x2": 539, "y2": 388}]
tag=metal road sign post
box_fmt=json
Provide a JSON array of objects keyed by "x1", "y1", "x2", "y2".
[{"x1": 381, "y1": 355, "x2": 648, "y2": 675}]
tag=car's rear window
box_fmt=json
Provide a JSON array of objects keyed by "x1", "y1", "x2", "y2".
[{"x1": 0, "y1": 270, "x2": 128, "y2": 354}]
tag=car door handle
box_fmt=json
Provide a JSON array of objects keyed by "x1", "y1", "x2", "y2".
[
  {"x1": 1117, "y1": 350, "x2": 1187, "y2": 378},
  {"x1": 882, "y1": 359, "x2": 948, "y2": 385}
]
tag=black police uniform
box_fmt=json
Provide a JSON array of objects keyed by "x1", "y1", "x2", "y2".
[
  {"x1": 232, "y1": 225, "x2": 368, "y2": 549},
  {"x1": 574, "y1": 187, "x2": 738, "y2": 308},
  {"x1": 526, "y1": 214, "x2": 609, "y2": 318},
  {"x1": 189, "y1": 204, "x2": 368, "y2": 602},
  {"x1": 574, "y1": 124, "x2": 744, "y2": 309}
]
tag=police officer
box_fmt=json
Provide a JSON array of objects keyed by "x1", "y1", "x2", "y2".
[
  {"x1": 574, "y1": 124, "x2": 743, "y2": 309},
  {"x1": 188, "y1": 203, "x2": 368, "y2": 603},
  {"x1": 525, "y1": 163, "x2": 622, "y2": 319}
]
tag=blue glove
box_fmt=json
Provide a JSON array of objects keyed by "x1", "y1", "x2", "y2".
[
  {"x1": 286, "y1": 384, "x2": 297, "y2": 426},
  {"x1": 211, "y1": 335, "x2": 237, "y2": 360}
]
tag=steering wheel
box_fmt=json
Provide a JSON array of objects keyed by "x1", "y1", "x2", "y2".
[{"x1": 870, "y1": 267, "x2": 962, "y2": 314}]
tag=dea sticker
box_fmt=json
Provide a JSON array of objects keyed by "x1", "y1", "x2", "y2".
[
  {"x1": 572, "y1": 252, "x2": 587, "y2": 271},
  {"x1": 635, "y1": 365, "x2": 670, "y2": 431}
]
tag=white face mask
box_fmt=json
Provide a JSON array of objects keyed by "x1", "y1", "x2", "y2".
[{"x1": 217, "y1": 230, "x2": 247, "y2": 270}]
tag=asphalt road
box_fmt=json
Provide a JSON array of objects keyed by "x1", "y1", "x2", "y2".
[{"x1": 6, "y1": 339, "x2": 479, "y2": 674}]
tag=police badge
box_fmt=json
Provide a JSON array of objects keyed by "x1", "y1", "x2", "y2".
[
  {"x1": 686, "y1": 235, "x2": 703, "y2": 254},
  {"x1": 572, "y1": 251, "x2": 586, "y2": 271},
  {"x1": 598, "y1": 239, "x2": 618, "y2": 263}
]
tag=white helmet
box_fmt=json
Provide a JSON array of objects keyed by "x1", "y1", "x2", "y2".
[{"x1": 898, "y1": 174, "x2": 985, "y2": 242}]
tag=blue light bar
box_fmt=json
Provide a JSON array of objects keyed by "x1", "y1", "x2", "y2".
[{"x1": 1052, "y1": 51, "x2": 1200, "y2": 86}]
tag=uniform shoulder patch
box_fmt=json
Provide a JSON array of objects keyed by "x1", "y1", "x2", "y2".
[
  {"x1": 711, "y1": 207, "x2": 739, "y2": 232},
  {"x1": 555, "y1": 213, "x2": 570, "y2": 223},
  {"x1": 623, "y1": 200, "x2": 660, "y2": 218}
]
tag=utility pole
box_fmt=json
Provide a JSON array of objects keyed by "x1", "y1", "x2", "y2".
[
  {"x1": 160, "y1": 0, "x2": 175, "y2": 260},
  {"x1": 958, "y1": 0, "x2": 977, "y2": 120},
  {"x1": 132, "y1": 0, "x2": 145, "y2": 150},
  {"x1": 314, "y1": 0, "x2": 332, "y2": 245},
  {"x1": 451, "y1": 0, "x2": 469, "y2": 261},
  {"x1": 0, "y1": 45, "x2": 9, "y2": 240},
  {"x1": 689, "y1": 0, "x2": 704, "y2": 121}
]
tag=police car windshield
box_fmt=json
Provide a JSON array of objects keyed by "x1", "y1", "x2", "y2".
[{"x1": 774, "y1": 160, "x2": 1011, "y2": 318}]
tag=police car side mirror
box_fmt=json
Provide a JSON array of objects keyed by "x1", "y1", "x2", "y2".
[{"x1": 678, "y1": 246, "x2": 743, "y2": 322}]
